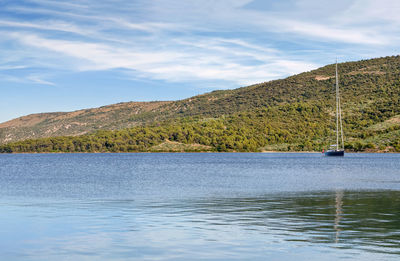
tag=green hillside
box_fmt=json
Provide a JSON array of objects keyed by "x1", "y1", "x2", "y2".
[{"x1": 1, "y1": 55, "x2": 400, "y2": 153}]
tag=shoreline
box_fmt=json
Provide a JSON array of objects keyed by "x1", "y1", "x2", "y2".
[{"x1": 1, "y1": 151, "x2": 399, "y2": 154}]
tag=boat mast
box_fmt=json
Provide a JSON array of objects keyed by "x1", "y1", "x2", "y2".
[
  {"x1": 335, "y1": 59, "x2": 344, "y2": 150},
  {"x1": 338, "y1": 73, "x2": 344, "y2": 150},
  {"x1": 335, "y1": 60, "x2": 339, "y2": 150}
]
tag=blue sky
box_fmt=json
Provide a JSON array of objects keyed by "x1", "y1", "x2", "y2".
[{"x1": 1, "y1": 0, "x2": 400, "y2": 122}]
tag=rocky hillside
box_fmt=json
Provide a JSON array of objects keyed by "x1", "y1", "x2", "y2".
[{"x1": 0, "y1": 101, "x2": 171, "y2": 144}]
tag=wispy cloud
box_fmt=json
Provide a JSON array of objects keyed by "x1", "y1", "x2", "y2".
[
  {"x1": 26, "y1": 75, "x2": 56, "y2": 86},
  {"x1": 0, "y1": 65, "x2": 28, "y2": 70},
  {"x1": 26, "y1": 0, "x2": 90, "y2": 9},
  {"x1": 0, "y1": 70, "x2": 55, "y2": 86},
  {"x1": 0, "y1": 20, "x2": 90, "y2": 35},
  {"x1": 3, "y1": 0, "x2": 399, "y2": 88},
  {"x1": 7, "y1": 31, "x2": 316, "y2": 86},
  {"x1": 277, "y1": 20, "x2": 388, "y2": 45}
]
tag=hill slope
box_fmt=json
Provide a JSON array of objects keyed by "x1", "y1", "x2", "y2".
[
  {"x1": 1, "y1": 55, "x2": 400, "y2": 152},
  {"x1": 0, "y1": 101, "x2": 171, "y2": 144}
]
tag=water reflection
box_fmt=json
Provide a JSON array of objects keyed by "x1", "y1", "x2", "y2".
[
  {"x1": 334, "y1": 190, "x2": 343, "y2": 244},
  {"x1": 151, "y1": 190, "x2": 400, "y2": 255},
  {"x1": 1, "y1": 190, "x2": 399, "y2": 260}
]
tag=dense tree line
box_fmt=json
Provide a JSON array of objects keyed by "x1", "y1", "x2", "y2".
[{"x1": 1, "y1": 101, "x2": 399, "y2": 153}]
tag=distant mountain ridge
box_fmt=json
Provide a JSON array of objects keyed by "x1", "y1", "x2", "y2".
[
  {"x1": 1, "y1": 55, "x2": 400, "y2": 152},
  {"x1": 0, "y1": 101, "x2": 171, "y2": 144}
]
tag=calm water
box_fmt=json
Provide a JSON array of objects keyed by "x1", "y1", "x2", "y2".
[{"x1": 0, "y1": 153, "x2": 399, "y2": 260}]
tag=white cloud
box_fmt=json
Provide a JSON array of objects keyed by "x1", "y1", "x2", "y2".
[
  {"x1": 0, "y1": 65, "x2": 27, "y2": 70},
  {"x1": 0, "y1": 20, "x2": 90, "y2": 35},
  {"x1": 279, "y1": 20, "x2": 388, "y2": 45},
  {"x1": 26, "y1": 75, "x2": 56, "y2": 86},
  {"x1": 26, "y1": 0, "x2": 90, "y2": 9},
  {"x1": 342, "y1": 0, "x2": 400, "y2": 24},
  {"x1": 8, "y1": 31, "x2": 317, "y2": 86},
  {"x1": 137, "y1": 0, "x2": 392, "y2": 45}
]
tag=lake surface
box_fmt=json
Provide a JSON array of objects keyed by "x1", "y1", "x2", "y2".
[{"x1": 0, "y1": 153, "x2": 399, "y2": 260}]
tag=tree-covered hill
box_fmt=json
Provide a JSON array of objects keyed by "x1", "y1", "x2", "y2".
[{"x1": 1, "y1": 55, "x2": 400, "y2": 153}]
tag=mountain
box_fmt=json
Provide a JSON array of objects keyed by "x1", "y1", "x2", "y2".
[
  {"x1": 0, "y1": 101, "x2": 171, "y2": 144},
  {"x1": 1, "y1": 55, "x2": 400, "y2": 153}
]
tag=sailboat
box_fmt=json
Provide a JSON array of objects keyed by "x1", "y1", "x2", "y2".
[{"x1": 325, "y1": 60, "x2": 345, "y2": 156}]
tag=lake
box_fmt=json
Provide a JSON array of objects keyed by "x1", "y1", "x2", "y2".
[{"x1": 0, "y1": 153, "x2": 399, "y2": 260}]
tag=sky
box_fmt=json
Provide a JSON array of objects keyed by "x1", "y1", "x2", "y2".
[{"x1": 1, "y1": 0, "x2": 400, "y2": 122}]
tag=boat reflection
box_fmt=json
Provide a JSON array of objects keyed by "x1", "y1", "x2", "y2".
[{"x1": 334, "y1": 190, "x2": 343, "y2": 244}]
